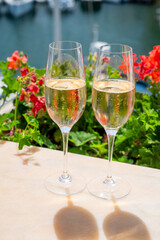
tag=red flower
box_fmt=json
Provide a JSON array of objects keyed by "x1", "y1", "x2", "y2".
[
  {"x1": 32, "y1": 85, "x2": 39, "y2": 93},
  {"x1": 38, "y1": 76, "x2": 44, "y2": 86},
  {"x1": 138, "y1": 46, "x2": 160, "y2": 83},
  {"x1": 38, "y1": 77, "x2": 44, "y2": 86},
  {"x1": 31, "y1": 96, "x2": 46, "y2": 116},
  {"x1": 31, "y1": 75, "x2": 37, "y2": 83},
  {"x1": 39, "y1": 96, "x2": 46, "y2": 111},
  {"x1": 119, "y1": 53, "x2": 139, "y2": 75},
  {"x1": 30, "y1": 93, "x2": 37, "y2": 103},
  {"x1": 133, "y1": 53, "x2": 139, "y2": 73},
  {"x1": 7, "y1": 50, "x2": 28, "y2": 70},
  {"x1": 26, "y1": 84, "x2": 39, "y2": 94},
  {"x1": 38, "y1": 79, "x2": 43, "y2": 86},
  {"x1": 31, "y1": 103, "x2": 38, "y2": 117},
  {"x1": 18, "y1": 69, "x2": 46, "y2": 116},
  {"x1": 19, "y1": 94, "x2": 25, "y2": 101},
  {"x1": 149, "y1": 45, "x2": 160, "y2": 68},
  {"x1": 20, "y1": 66, "x2": 29, "y2": 76},
  {"x1": 119, "y1": 55, "x2": 128, "y2": 74},
  {"x1": 151, "y1": 70, "x2": 160, "y2": 83}
]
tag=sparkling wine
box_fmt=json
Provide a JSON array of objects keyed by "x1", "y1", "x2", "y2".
[
  {"x1": 92, "y1": 79, "x2": 135, "y2": 130},
  {"x1": 45, "y1": 78, "x2": 86, "y2": 129}
]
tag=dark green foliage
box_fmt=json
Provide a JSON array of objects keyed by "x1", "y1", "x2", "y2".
[{"x1": 0, "y1": 54, "x2": 160, "y2": 169}]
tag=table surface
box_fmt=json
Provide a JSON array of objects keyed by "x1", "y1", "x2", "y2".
[{"x1": 0, "y1": 140, "x2": 160, "y2": 240}]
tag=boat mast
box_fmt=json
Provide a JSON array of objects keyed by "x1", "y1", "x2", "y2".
[{"x1": 54, "y1": 0, "x2": 61, "y2": 41}]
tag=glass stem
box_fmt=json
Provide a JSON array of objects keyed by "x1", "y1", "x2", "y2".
[
  {"x1": 61, "y1": 130, "x2": 70, "y2": 179},
  {"x1": 106, "y1": 130, "x2": 117, "y2": 181}
]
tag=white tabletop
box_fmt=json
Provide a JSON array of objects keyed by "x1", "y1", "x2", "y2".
[{"x1": 0, "y1": 140, "x2": 160, "y2": 240}]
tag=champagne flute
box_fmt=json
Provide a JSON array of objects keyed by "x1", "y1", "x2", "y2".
[
  {"x1": 87, "y1": 44, "x2": 135, "y2": 200},
  {"x1": 45, "y1": 41, "x2": 86, "y2": 195}
]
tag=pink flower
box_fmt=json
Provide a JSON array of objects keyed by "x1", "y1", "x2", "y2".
[
  {"x1": 102, "y1": 57, "x2": 110, "y2": 64},
  {"x1": 21, "y1": 88, "x2": 26, "y2": 95},
  {"x1": 7, "y1": 51, "x2": 28, "y2": 70}
]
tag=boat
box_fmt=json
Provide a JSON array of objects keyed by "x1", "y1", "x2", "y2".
[
  {"x1": 0, "y1": 0, "x2": 8, "y2": 15},
  {"x1": 35, "y1": 0, "x2": 47, "y2": 3},
  {"x1": 48, "y1": 0, "x2": 75, "y2": 12},
  {"x1": 103, "y1": 0, "x2": 122, "y2": 3},
  {"x1": 4, "y1": 0, "x2": 34, "y2": 17},
  {"x1": 80, "y1": 0, "x2": 102, "y2": 11},
  {"x1": 0, "y1": 0, "x2": 3, "y2": 14},
  {"x1": 156, "y1": 7, "x2": 160, "y2": 27}
]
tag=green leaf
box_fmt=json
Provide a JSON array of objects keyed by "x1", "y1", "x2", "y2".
[
  {"x1": 107, "y1": 65, "x2": 121, "y2": 79},
  {"x1": 114, "y1": 156, "x2": 134, "y2": 164},
  {"x1": 155, "y1": 125, "x2": 160, "y2": 141},
  {"x1": 69, "y1": 131, "x2": 97, "y2": 146},
  {"x1": 40, "y1": 134, "x2": 57, "y2": 149},
  {"x1": 23, "y1": 114, "x2": 39, "y2": 128},
  {"x1": 90, "y1": 141, "x2": 107, "y2": 152},
  {"x1": 0, "y1": 120, "x2": 19, "y2": 131},
  {"x1": 35, "y1": 68, "x2": 46, "y2": 77},
  {"x1": 69, "y1": 147, "x2": 88, "y2": 155},
  {"x1": 115, "y1": 135, "x2": 128, "y2": 146},
  {"x1": 31, "y1": 131, "x2": 44, "y2": 146},
  {"x1": 86, "y1": 94, "x2": 92, "y2": 104},
  {"x1": 18, "y1": 138, "x2": 31, "y2": 150},
  {"x1": 0, "y1": 60, "x2": 8, "y2": 70},
  {"x1": 0, "y1": 113, "x2": 14, "y2": 123},
  {"x1": 5, "y1": 77, "x2": 17, "y2": 88}
]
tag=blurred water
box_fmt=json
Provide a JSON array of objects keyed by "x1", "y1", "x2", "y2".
[{"x1": 0, "y1": 2, "x2": 160, "y2": 68}]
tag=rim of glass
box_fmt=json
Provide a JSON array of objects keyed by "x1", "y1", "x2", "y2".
[
  {"x1": 99, "y1": 43, "x2": 133, "y2": 54},
  {"x1": 49, "y1": 41, "x2": 82, "y2": 51}
]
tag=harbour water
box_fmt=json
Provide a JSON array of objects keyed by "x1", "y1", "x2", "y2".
[{"x1": 0, "y1": 1, "x2": 160, "y2": 69}]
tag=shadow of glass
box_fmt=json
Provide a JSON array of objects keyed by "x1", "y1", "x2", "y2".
[
  {"x1": 15, "y1": 146, "x2": 40, "y2": 166},
  {"x1": 103, "y1": 201, "x2": 151, "y2": 240},
  {"x1": 54, "y1": 196, "x2": 99, "y2": 240}
]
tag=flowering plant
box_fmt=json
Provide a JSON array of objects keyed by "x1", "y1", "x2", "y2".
[
  {"x1": 137, "y1": 45, "x2": 160, "y2": 83},
  {"x1": 0, "y1": 47, "x2": 160, "y2": 169},
  {"x1": 135, "y1": 45, "x2": 160, "y2": 115},
  {"x1": 0, "y1": 51, "x2": 54, "y2": 149}
]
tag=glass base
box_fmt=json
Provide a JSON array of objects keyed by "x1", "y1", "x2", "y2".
[
  {"x1": 87, "y1": 176, "x2": 131, "y2": 200},
  {"x1": 45, "y1": 172, "x2": 86, "y2": 196}
]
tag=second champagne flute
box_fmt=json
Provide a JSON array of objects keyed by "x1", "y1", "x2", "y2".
[
  {"x1": 45, "y1": 41, "x2": 86, "y2": 195},
  {"x1": 87, "y1": 44, "x2": 135, "y2": 200}
]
